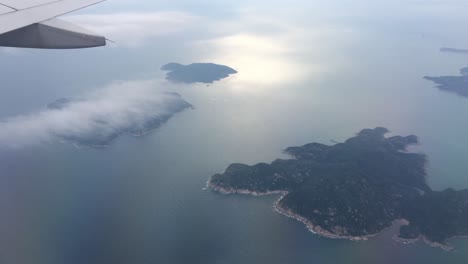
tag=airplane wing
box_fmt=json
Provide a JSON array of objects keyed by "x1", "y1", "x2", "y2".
[{"x1": 0, "y1": 0, "x2": 107, "y2": 49}]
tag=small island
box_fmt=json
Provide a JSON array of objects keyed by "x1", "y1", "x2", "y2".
[
  {"x1": 161, "y1": 62, "x2": 237, "y2": 84},
  {"x1": 208, "y1": 128, "x2": 468, "y2": 250},
  {"x1": 424, "y1": 67, "x2": 468, "y2": 98},
  {"x1": 46, "y1": 93, "x2": 192, "y2": 148},
  {"x1": 461, "y1": 67, "x2": 468, "y2": 76},
  {"x1": 440, "y1": 47, "x2": 468, "y2": 54},
  {"x1": 47, "y1": 98, "x2": 72, "y2": 110}
]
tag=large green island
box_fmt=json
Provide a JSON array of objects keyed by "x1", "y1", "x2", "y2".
[{"x1": 208, "y1": 128, "x2": 468, "y2": 250}]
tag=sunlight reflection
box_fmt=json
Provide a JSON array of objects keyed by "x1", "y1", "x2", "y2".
[{"x1": 195, "y1": 33, "x2": 313, "y2": 87}]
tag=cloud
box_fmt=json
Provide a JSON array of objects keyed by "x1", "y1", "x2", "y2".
[
  {"x1": 0, "y1": 80, "x2": 191, "y2": 149},
  {"x1": 64, "y1": 11, "x2": 201, "y2": 47}
]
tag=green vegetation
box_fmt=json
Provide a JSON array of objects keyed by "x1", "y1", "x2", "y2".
[
  {"x1": 161, "y1": 63, "x2": 237, "y2": 84},
  {"x1": 209, "y1": 128, "x2": 468, "y2": 248}
]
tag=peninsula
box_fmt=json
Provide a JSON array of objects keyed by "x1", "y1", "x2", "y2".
[
  {"x1": 424, "y1": 67, "x2": 468, "y2": 98},
  {"x1": 208, "y1": 128, "x2": 468, "y2": 250}
]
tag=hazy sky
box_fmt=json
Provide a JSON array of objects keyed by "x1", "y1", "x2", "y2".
[{"x1": 1, "y1": 0, "x2": 468, "y2": 149}]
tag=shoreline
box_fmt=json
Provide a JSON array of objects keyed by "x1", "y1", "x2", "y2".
[
  {"x1": 207, "y1": 181, "x2": 287, "y2": 197},
  {"x1": 394, "y1": 234, "x2": 454, "y2": 251},
  {"x1": 207, "y1": 181, "x2": 459, "y2": 250},
  {"x1": 207, "y1": 181, "x2": 373, "y2": 241},
  {"x1": 273, "y1": 197, "x2": 374, "y2": 241}
]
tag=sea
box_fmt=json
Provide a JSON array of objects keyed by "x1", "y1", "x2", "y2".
[{"x1": 0, "y1": 1, "x2": 468, "y2": 263}]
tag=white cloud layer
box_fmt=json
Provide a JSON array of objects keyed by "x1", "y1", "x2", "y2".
[
  {"x1": 65, "y1": 11, "x2": 200, "y2": 47},
  {"x1": 0, "y1": 80, "x2": 190, "y2": 149}
]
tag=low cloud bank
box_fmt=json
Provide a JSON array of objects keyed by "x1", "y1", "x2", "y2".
[{"x1": 0, "y1": 80, "x2": 192, "y2": 148}]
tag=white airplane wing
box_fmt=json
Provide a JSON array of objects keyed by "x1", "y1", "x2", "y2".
[{"x1": 0, "y1": 0, "x2": 106, "y2": 49}]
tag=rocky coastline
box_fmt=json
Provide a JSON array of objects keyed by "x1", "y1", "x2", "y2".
[
  {"x1": 206, "y1": 128, "x2": 468, "y2": 250},
  {"x1": 207, "y1": 181, "x2": 374, "y2": 241}
]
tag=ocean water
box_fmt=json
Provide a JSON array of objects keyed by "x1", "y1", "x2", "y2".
[{"x1": 1, "y1": 1, "x2": 468, "y2": 263}]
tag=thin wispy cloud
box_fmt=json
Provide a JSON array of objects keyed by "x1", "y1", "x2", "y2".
[
  {"x1": 65, "y1": 11, "x2": 201, "y2": 47},
  {"x1": 0, "y1": 80, "x2": 191, "y2": 149}
]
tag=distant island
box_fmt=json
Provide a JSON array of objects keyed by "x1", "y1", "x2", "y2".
[
  {"x1": 208, "y1": 128, "x2": 468, "y2": 250},
  {"x1": 440, "y1": 47, "x2": 468, "y2": 54},
  {"x1": 46, "y1": 94, "x2": 192, "y2": 148},
  {"x1": 161, "y1": 63, "x2": 237, "y2": 84},
  {"x1": 47, "y1": 98, "x2": 72, "y2": 110},
  {"x1": 424, "y1": 67, "x2": 468, "y2": 98},
  {"x1": 461, "y1": 67, "x2": 468, "y2": 76}
]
